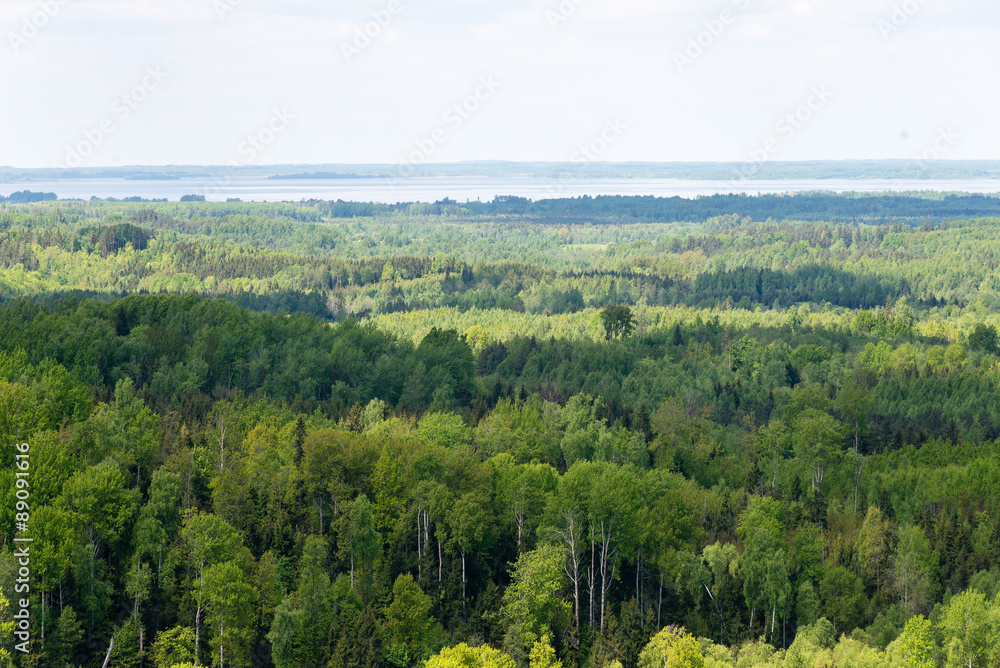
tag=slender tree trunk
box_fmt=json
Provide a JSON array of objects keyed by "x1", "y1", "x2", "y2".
[
  {"x1": 704, "y1": 584, "x2": 726, "y2": 641},
  {"x1": 598, "y1": 518, "x2": 617, "y2": 630},
  {"x1": 314, "y1": 495, "x2": 324, "y2": 534},
  {"x1": 101, "y1": 638, "x2": 115, "y2": 668},
  {"x1": 41, "y1": 580, "x2": 46, "y2": 649},
  {"x1": 635, "y1": 551, "x2": 641, "y2": 611},
  {"x1": 657, "y1": 571, "x2": 663, "y2": 629},
  {"x1": 461, "y1": 549, "x2": 467, "y2": 618},
  {"x1": 853, "y1": 424, "x2": 862, "y2": 513},
  {"x1": 554, "y1": 510, "x2": 582, "y2": 630},
  {"x1": 772, "y1": 451, "x2": 779, "y2": 495},
  {"x1": 195, "y1": 603, "x2": 201, "y2": 667},
  {"x1": 417, "y1": 509, "x2": 422, "y2": 580},
  {"x1": 588, "y1": 528, "x2": 596, "y2": 630}
]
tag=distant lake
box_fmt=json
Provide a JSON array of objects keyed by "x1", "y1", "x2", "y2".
[{"x1": 6, "y1": 176, "x2": 1000, "y2": 203}]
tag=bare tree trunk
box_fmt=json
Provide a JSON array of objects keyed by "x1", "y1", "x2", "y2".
[
  {"x1": 704, "y1": 584, "x2": 726, "y2": 641},
  {"x1": 195, "y1": 572, "x2": 202, "y2": 668},
  {"x1": 635, "y1": 550, "x2": 641, "y2": 609},
  {"x1": 41, "y1": 579, "x2": 46, "y2": 647},
  {"x1": 657, "y1": 571, "x2": 663, "y2": 629},
  {"x1": 553, "y1": 512, "x2": 582, "y2": 629},
  {"x1": 598, "y1": 518, "x2": 618, "y2": 630},
  {"x1": 588, "y1": 527, "x2": 596, "y2": 630},
  {"x1": 853, "y1": 425, "x2": 863, "y2": 513},
  {"x1": 101, "y1": 638, "x2": 115, "y2": 668}
]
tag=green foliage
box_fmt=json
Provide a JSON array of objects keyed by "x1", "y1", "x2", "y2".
[
  {"x1": 600, "y1": 304, "x2": 635, "y2": 341},
  {"x1": 968, "y1": 323, "x2": 999, "y2": 354},
  {"x1": 638, "y1": 626, "x2": 705, "y2": 668},
  {"x1": 385, "y1": 574, "x2": 433, "y2": 663},
  {"x1": 203, "y1": 560, "x2": 258, "y2": 668},
  {"x1": 939, "y1": 590, "x2": 996, "y2": 668},
  {"x1": 887, "y1": 615, "x2": 934, "y2": 668},
  {"x1": 529, "y1": 636, "x2": 562, "y2": 668},
  {"x1": 0, "y1": 589, "x2": 13, "y2": 668},
  {"x1": 152, "y1": 626, "x2": 197, "y2": 668},
  {"x1": 426, "y1": 644, "x2": 517, "y2": 668},
  {"x1": 9, "y1": 201, "x2": 1000, "y2": 668},
  {"x1": 500, "y1": 544, "x2": 569, "y2": 651}
]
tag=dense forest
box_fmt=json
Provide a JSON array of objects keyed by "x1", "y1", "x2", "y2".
[{"x1": 3, "y1": 194, "x2": 1000, "y2": 668}]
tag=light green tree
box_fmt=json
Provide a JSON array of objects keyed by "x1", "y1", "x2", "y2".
[
  {"x1": 151, "y1": 626, "x2": 197, "y2": 668},
  {"x1": 500, "y1": 544, "x2": 569, "y2": 651},
  {"x1": 893, "y1": 525, "x2": 937, "y2": 614},
  {"x1": 940, "y1": 590, "x2": 995, "y2": 668},
  {"x1": 886, "y1": 615, "x2": 934, "y2": 668},
  {"x1": 181, "y1": 513, "x2": 243, "y2": 665},
  {"x1": 858, "y1": 506, "x2": 894, "y2": 594},
  {"x1": 793, "y1": 409, "x2": 842, "y2": 494},
  {"x1": 637, "y1": 626, "x2": 705, "y2": 668},
  {"x1": 266, "y1": 597, "x2": 302, "y2": 668},
  {"x1": 338, "y1": 494, "x2": 381, "y2": 591},
  {"x1": 203, "y1": 561, "x2": 258, "y2": 668},
  {"x1": 425, "y1": 644, "x2": 517, "y2": 668},
  {"x1": 529, "y1": 636, "x2": 562, "y2": 668},
  {"x1": 737, "y1": 496, "x2": 786, "y2": 635},
  {"x1": 447, "y1": 492, "x2": 490, "y2": 615}
]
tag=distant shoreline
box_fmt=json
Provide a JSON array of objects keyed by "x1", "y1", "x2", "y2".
[
  {"x1": 267, "y1": 172, "x2": 387, "y2": 180},
  {"x1": 4, "y1": 159, "x2": 1000, "y2": 182}
]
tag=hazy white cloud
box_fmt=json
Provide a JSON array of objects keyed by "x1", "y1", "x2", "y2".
[{"x1": 0, "y1": 0, "x2": 999, "y2": 167}]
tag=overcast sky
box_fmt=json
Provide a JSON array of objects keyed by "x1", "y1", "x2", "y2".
[{"x1": 0, "y1": 0, "x2": 997, "y2": 168}]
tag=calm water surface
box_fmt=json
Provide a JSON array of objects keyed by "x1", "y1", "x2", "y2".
[{"x1": 5, "y1": 177, "x2": 1000, "y2": 203}]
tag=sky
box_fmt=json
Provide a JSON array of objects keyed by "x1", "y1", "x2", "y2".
[{"x1": 0, "y1": 0, "x2": 998, "y2": 168}]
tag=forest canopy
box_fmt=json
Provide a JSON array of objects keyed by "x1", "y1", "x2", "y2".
[{"x1": 1, "y1": 194, "x2": 999, "y2": 668}]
